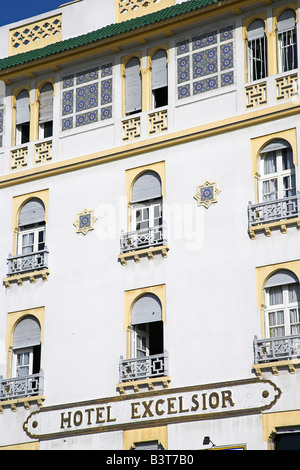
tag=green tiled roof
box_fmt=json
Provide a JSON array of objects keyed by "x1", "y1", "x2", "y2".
[{"x1": 0, "y1": 0, "x2": 218, "y2": 71}]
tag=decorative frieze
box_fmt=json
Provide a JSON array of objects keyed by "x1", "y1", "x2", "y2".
[
  {"x1": 117, "y1": 0, "x2": 174, "y2": 22},
  {"x1": 10, "y1": 146, "x2": 28, "y2": 170},
  {"x1": 121, "y1": 116, "x2": 141, "y2": 141},
  {"x1": 9, "y1": 15, "x2": 62, "y2": 56},
  {"x1": 276, "y1": 73, "x2": 298, "y2": 101},
  {"x1": 245, "y1": 82, "x2": 267, "y2": 109},
  {"x1": 34, "y1": 140, "x2": 52, "y2": 164},
  {"x1": 148, "y1": 109, "x2": 168, "y2": 135}
]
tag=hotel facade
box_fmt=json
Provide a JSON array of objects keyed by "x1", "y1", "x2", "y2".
[{"x1": 0, "y1": 0, "x2": 300, "y2": 450}]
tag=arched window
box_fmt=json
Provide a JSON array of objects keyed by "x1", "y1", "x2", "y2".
[
  {"x1": 131, "y1": 170, "x2": 162, "y2": 235},
  {"x1": 39, "y1": 82, "x2": 53, "y2": 138},
  {"x1": 258, "y1": 139, "x2": 295, "y2": 202},
  {"x1": 277, "y1": 9, "x2": 297, "y2": 73},
  {"x1": 247, "y1": 19, "x2": 267, "y2": 81},
  {"x1": 151, "y1": 49, "x2": 168, "y2": 108},
  {"x1": 12, "y1": 315, "x2": 41, "y2": 378},
  {"x1": 130, "y1": 293, "x2": 163, "y2": 360},
  {"x1": 17, "y1": 198, "x2": 46, "y2": 256},
  {"x1": 125, "y1": 57, "x2": 142, "y2": 115},
  {"x1": 264, "y1": 269, "x2": 300, "y2": 338},
  {"x1": 15, "y1": 89, "x2": 30, "y2": 145}
]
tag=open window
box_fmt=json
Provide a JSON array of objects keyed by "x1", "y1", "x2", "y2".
[
  {"x1": 39, "y1": 82, "x2": 53, "y2": 139},
  {"x1": 277, "y1": 9, "x2": 298, "y2": 73},
  {"x1": 258, "y1": 139, "x2": 296, "y2": 202},
  {"x1": 18, "y1": 198, "x2": 46, "y2": 257},
  {"x1": 12, "y1": 315, "x2": 41, "y2": 379},
  {"x1": 247, "y1": 19, "x2": 267, "y2": 82},
  {"x1": 151, "y1": 49, "x2": 168, "y2": 109},
  {"x1": 125, "y1": 57, "x2": 142, "y2": 116},
  {"x1": 131, "y1": 170, "x2": 162, "y2": 239},
  {"x1": 15, "y1": 89, "x2": 30, "y2": 145},
  {"x1": 264, "y1": 269, "x2": 300, "y2": 338}
]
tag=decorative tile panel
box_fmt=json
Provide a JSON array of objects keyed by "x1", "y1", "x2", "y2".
[
  {"x1": 176, "y1": 25, "x2": 234, "y2": 100},
  {"x1": 9, "y1": 15, "x2": 62, "y2": 56},
  {"x1": 61, "y1": 63, "x2": 113, "y2": 131},
  {"x1": 275, "y1": 73, "x2": 298, "y2": 101}
]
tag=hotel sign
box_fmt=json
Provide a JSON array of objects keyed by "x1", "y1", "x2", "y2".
[{"x1": 23, "y1": 378, "x2": 281, "y2": 440}]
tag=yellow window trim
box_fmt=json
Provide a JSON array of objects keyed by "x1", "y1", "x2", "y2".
[
  {"x1": 123, "y1": 425, "x2": 168, "y2": 450},
  {"x1": 262, "y1": 410, "x2": 300, "y2": 448},
  {"x1": 250, "y1": 128, "x2": 297, "y2": 203},
  {"x1": 124, "y1": 284, "x2": 166, "y2": 357},
  {"x1": 255, "y1": 259, "x2": 300, "y2": 338},
  {"x1": 11, "y1": 189, "x2": 49, "y2": 255},
  {"x1": 6, "y1": 306, "x2": 45, "y2": 378}
]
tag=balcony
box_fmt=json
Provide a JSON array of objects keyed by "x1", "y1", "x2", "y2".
[
  {"x1": 118, "y1": 224, "x2": 169, "y2": 265},
  {"x1": 253, "y1": 335, "x2": 300, "y2": 376},
  {"x1": 119, "y1": 351, "x2": 169, "y2": 384},
  {"x1": 121, "y1": 107, "x2": 168, "y2": 143},
  {"x1": 0, "y1": 371, "x2": 44, "y2": 411},
  {"x1": 248, "y1": 194, "x2": 300, "y2": 238},
  {"x1": 10, "y1": 139, "x2": 52, "y2": 171},
  {"x1": 4, "y1": 249, "x2": 49, "y2": 287}
]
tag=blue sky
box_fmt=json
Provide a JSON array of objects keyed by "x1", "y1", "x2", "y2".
[{"x1": 1, "y1": 0, "x2": 61, "y2": 27}]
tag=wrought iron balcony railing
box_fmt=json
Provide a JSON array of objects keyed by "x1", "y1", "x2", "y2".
[
  {"x1": 119, "y1": 351, "x2": 168, "y2": 382},
  {"x1": 253, "y1": 334, "x2": 300, "y2": 364},
  {"x1": 7, "y1": 248, "x2": 49, "y2": 276},
  {"x1": 248, "y1": 194, "x2": 300, "y2": 227},
  {"x1": 0, "y1": 370, "x2": 44, "y2": 401},
  {"x1": 120, "y1": 224, "x2": 167, "y2": 253}
]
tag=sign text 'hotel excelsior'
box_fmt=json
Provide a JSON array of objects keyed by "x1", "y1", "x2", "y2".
[{"x1": 24, "y1": 378, "x2": 281, "y2": 440}]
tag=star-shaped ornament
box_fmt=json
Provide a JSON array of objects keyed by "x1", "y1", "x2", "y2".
[
  {"x1": 194, "y1": 180, "x2": 221, "y2": 209},
  {"x1": 73, "y1": 208, "x2": 98, "y2": 235}
]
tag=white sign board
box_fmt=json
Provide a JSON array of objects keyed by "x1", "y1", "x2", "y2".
[{"x1": 24, "y1": 378, "x2": 281, "y2": 440}]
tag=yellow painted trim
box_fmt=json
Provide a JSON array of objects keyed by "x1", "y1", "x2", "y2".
[
  {"x1": 124, "y1": 284, "x2": 166, "y2": 358},
  {"x1": 123, "y1": 425, "x2": 168, "y2": 450},
  {"x1": 262, "y1": 410, "x2": 300, "y2": 447},
  {"x1": 117, "y1": 0, "x2": 174, "y2": 22},
  {"x1": 1, "y1": 100, "x2": 300, "y2": 190},
  {"x1": 250, "y1": 127, "x2": 297, "y2": 203},
  {"x1": 255, "y1": 260, "x2": 300, "y2": 338},
  {"x1": 0, "y1": 441, "x2": 40, "y2": 450},
  {"x1": 6, "y1": 306, "x2": 45, "y2": 378},
  {"x1": 125, "y1": 161, "x2": 165, "y2": 230},
  {"x1": 11, "y1": 189, "x2": 49, "y2": 255}
]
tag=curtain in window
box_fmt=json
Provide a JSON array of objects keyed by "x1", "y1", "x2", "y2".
[
  {"x1": 131, "y1": 171, "x2": 162, "y2": 203},
  {"x1": 247, "y1": 19, "x2": 267, "y2": 81},
  {"x1": 151, "y1": 49, "x2": 168, "y2": 91},
  {"x1": 19, "y1": 198, "x2": 45, "y2": 227},
  {"x1": 39, "y1": 83, "x2": 53, "y2": 124},
  {"x1": 16, "y1": 90, "x2": 30, "y2": 125},
  {"x1": 125, "y1": 57, "x2": 142, "y2": 115}
]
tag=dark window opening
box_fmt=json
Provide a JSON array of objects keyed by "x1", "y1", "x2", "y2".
[
  {"x1": 275, "y1": 432, "x2": 300, "y2": 450},
  {"x1": 153, "y1": 86, "x2": 168, "y2": 108}
]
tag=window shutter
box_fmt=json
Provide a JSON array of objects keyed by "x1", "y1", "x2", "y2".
[
  {"x1": 16, "y1": 90, "x2": 30, "y2": 125},
  {"x1": 132, "y1": 171, "x2": 162, "y2": 203},
  {"x1": 265, "y1": 269, "x2": 299, "y2": 288},
  {"x1": 247, "y1": 19, "x2": 265, "y2": 40},
  {"x1": 13, "y1": 315, "x2": 41, "y2": 349},
  {"x1": 260, "y1": 139, "x2": 291, "y2": 153},
  {"x1": 131, "y1": 294, "x2": 162, "y2": 325},
  {"x1": 277, "y1": 9, "x2": 296, "y2": 33},
  {"x1": 125, "y1": 57, "x2": 142, "y2": 114},
  {"x1": 152, "y1": 49, "x2": 168, "y2": 91},
  {"x1": 39, "y1": 83, "x2": 53, "y2": 123},
  {"x1": 19, "y1": 198, "x2": 45, "y2": 226}
]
